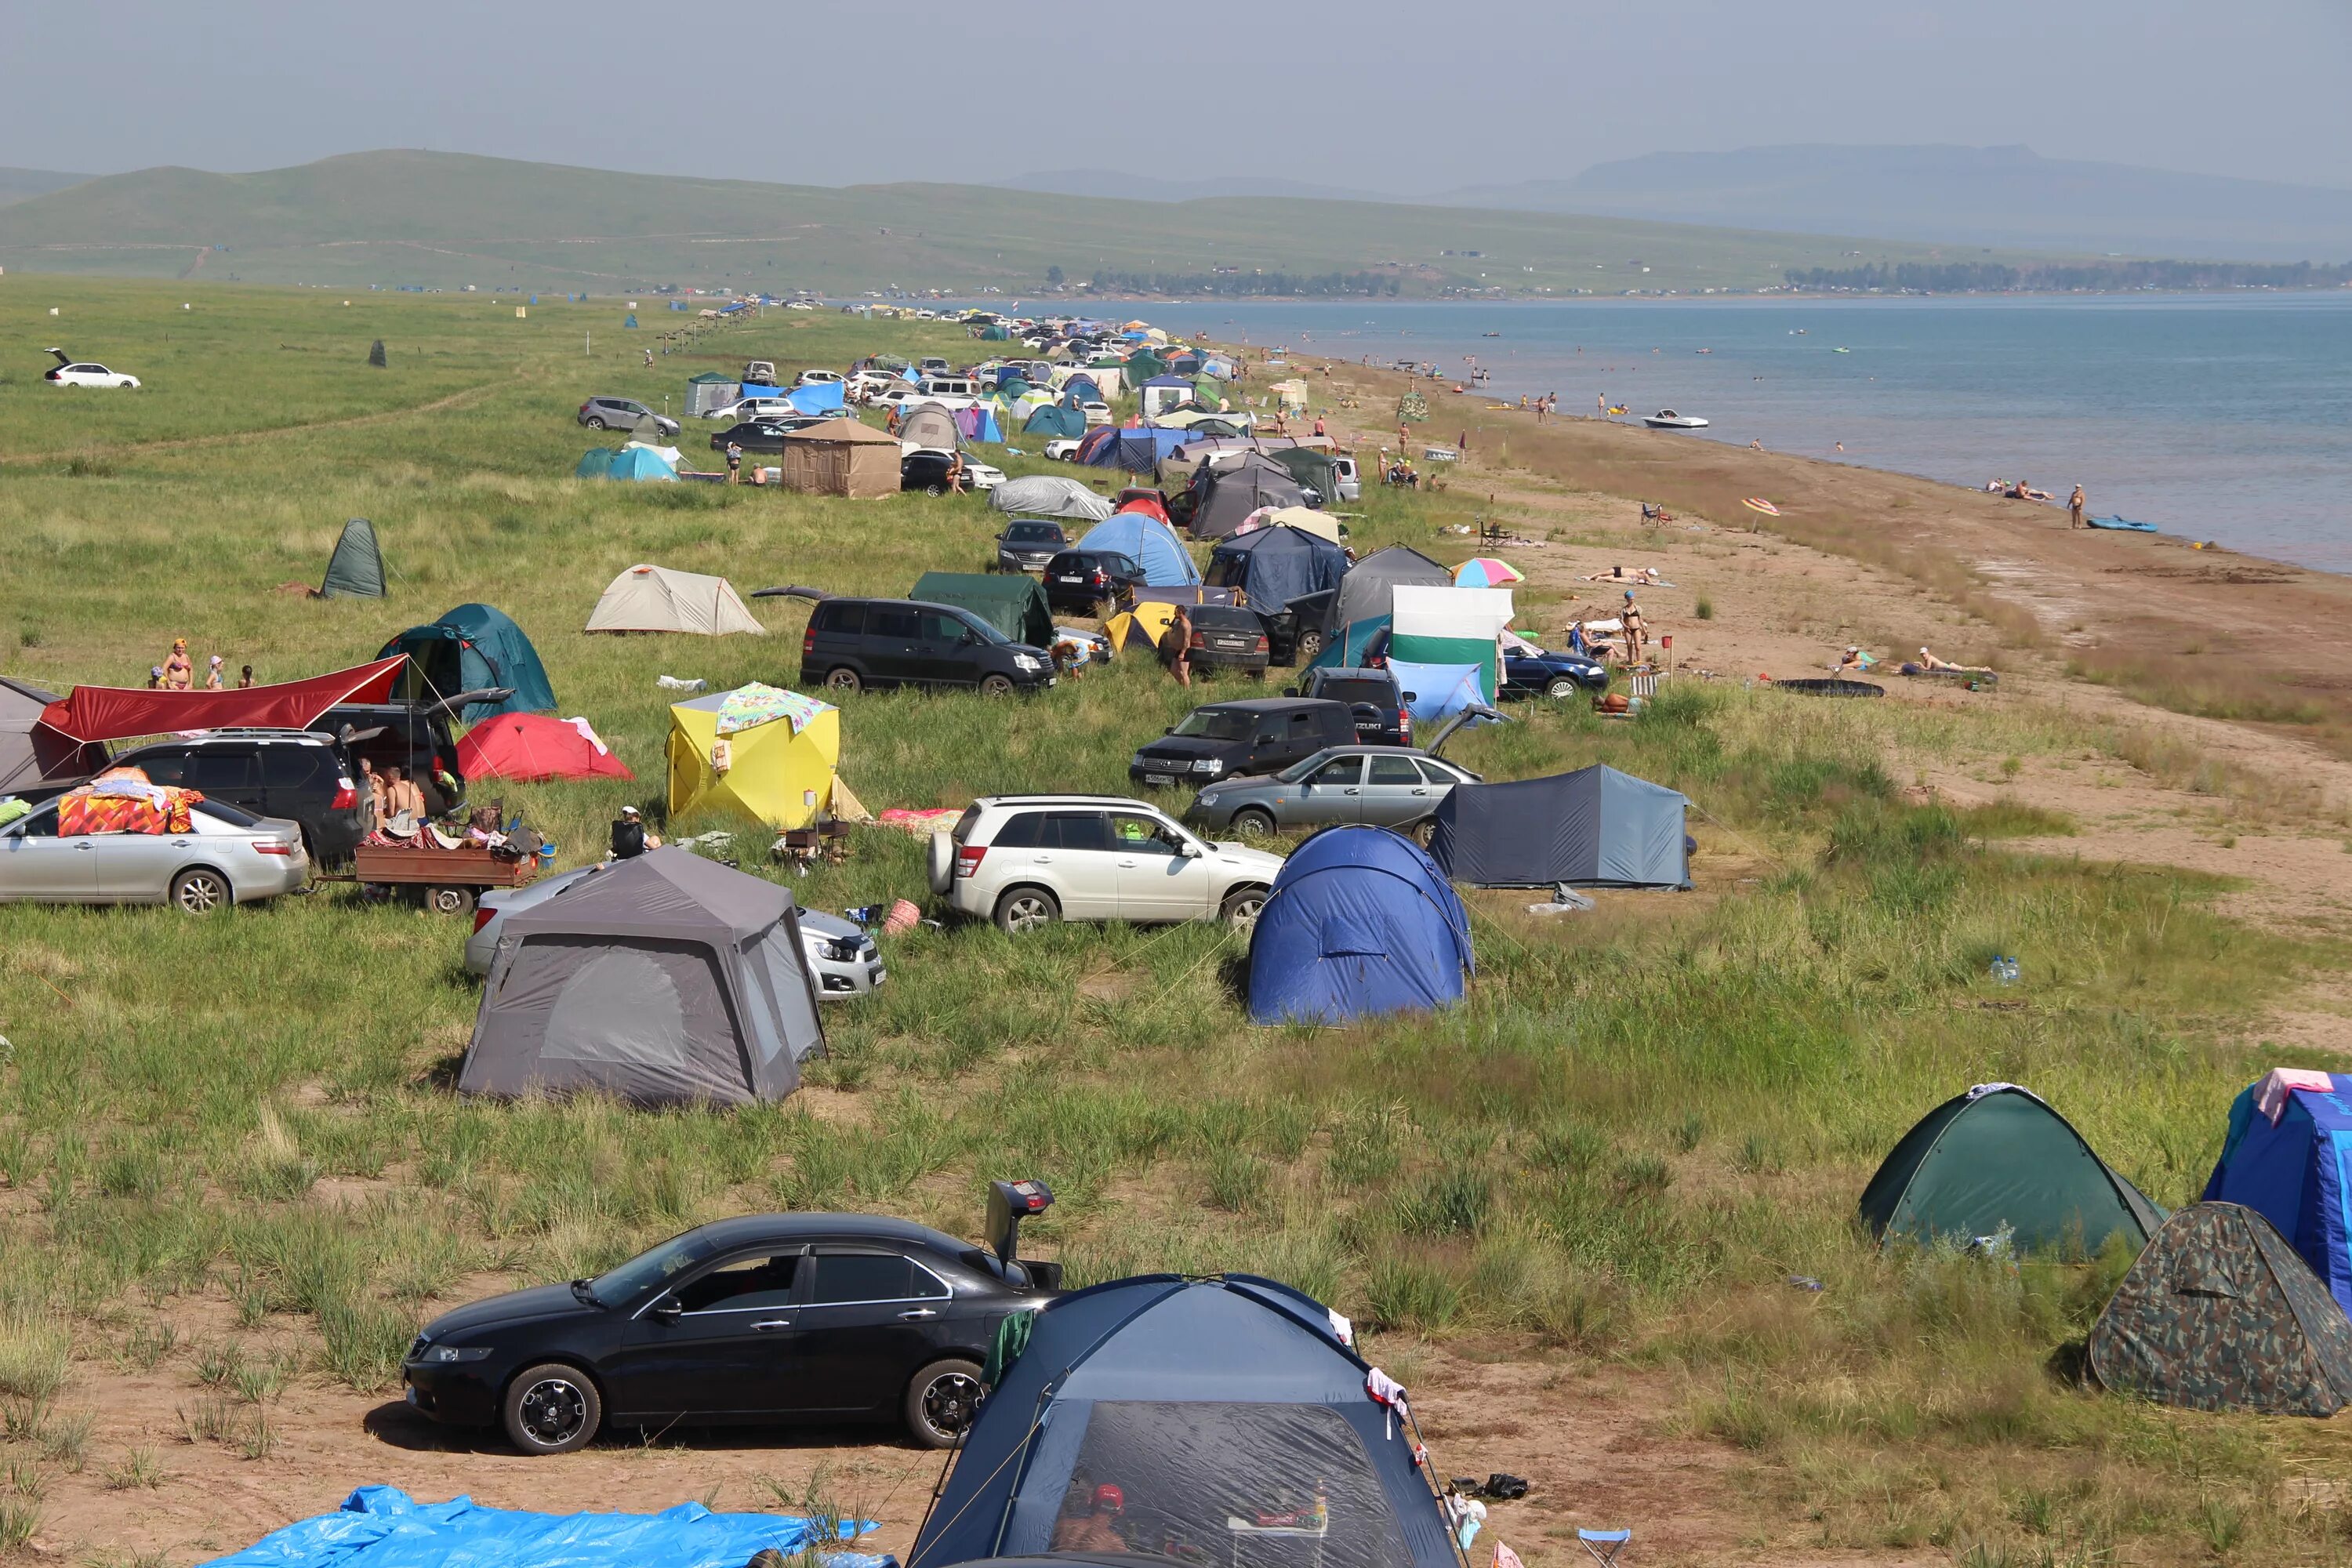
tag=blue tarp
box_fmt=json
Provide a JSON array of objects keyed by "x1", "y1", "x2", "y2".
[
  {"x1": 1431, "y1": 764, "x2": 1691, "y2": 890},
  {"x1": 1206, "y1": 525, "x2": 1348, "y2": 613},
  {"x1": 205, "y1": 1486, "x2": 880, "y2": 1568},
  {"x1": 2205, "y1": 1075, "x2": 2352, "y2": 1314},
  {"x1": 1385, "y1": 659, "x2": 1487, "y2": 723},
  {"x1": 1247, "y1": 827, "x2": 1473, "y2": 1026},
  {"x1": 786, "y1": 382, "x2": 846, "y2": 415},
  {"x1": 1077, "y1": 514, "x2": 1200, "y2": 586},
  {"x1": 575, "y1": 447, "x2": 677, "y2": 481},
  {"x1": 910, "y1": 1277, "x2": 1457, "y2": 1568}
]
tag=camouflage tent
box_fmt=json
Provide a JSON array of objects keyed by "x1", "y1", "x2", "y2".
[{"x1": 2088, "y1": 1203, "x2": 2352, "y2": 1417}]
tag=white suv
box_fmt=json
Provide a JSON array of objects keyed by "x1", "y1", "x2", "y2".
[{"x1": 929, "y1": 795, "x2": 1283, "y2": 935}]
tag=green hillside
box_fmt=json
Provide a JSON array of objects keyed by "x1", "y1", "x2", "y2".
[{"x1": 0, "y1": 148, "x2": 2020, "y2": 296}]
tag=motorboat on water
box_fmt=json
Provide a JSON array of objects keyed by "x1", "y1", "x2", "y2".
[{"x1": 1643, "y1": 410, "x2": 1710, "y2": 430}]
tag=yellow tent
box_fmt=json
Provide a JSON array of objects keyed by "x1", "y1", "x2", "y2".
[
  {"x1": 1256, "y1": 506, "x2": 1346, "y2": 543},
  {"x1": 666, "y1": 684, "x2": 840, "y2": 829},
  {"x1": 1104, "y1": 601, "x2": 1181, "y2": 656}
]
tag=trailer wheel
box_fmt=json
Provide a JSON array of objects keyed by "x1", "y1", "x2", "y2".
[{"x1": 427, "y1": 885, "x2": 475, "y2": 916}]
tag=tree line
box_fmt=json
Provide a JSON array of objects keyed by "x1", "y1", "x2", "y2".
[{"x1": 1784, "y1": 260, "x2": 2352, "y2": 293}]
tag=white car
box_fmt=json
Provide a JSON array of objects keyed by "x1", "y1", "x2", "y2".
[
  {"x1": 962, "y1": 458, "x2": 1007, "y2": 492},
  {"x1": 794, "y1": 368, "x2": 844, "y2": 387},
  {"x1": 928, "y1": 794, "x2": 1283, "y2": 935},
  {"x1": 1080, "y1": 401, "x2": 1113, "y2": 427},
  {"x1": 1044, "y1": 439, "x2": 1083, "y2": 461},
  {"x1": 45, "y1": 350, "x2": 139, "y2": 389},
  {"x1": 706, "y1": 396, "x2": 797, "y2": 423}
]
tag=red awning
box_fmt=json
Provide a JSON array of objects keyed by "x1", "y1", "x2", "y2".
[{"x1": 38, "y1": 655, "x2": 408, "y2": 744}]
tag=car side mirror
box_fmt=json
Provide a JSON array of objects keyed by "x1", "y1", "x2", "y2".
[
  {"x1": 1403, "y1": 692, "x2": 1418, "y2": 702},
  {"x1": 649, "y1": 1295, "x2": 683, "y2": 1323},
  {"x1": 1179, "y1": 840, "x2": 1203, "y2": 859},
  {"x1": 1283, "y1": 686, "x2": 1298, "y2": 697},
  {"x1": 1164, "y1": 726, "x2": 1176, "y2": 735}
]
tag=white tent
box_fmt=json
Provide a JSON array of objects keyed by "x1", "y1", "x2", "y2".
[{"x1": 586, "y1": 564, "x2": 766, "y2": 636}]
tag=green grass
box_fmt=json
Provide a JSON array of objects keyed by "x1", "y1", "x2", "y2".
[{"x1": 0, "y1": 278, "x2": 2343, "y2": 1563}]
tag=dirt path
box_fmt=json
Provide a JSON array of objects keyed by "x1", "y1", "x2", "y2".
[{"x1": 0, "y1": 375, "x2": 517, "y2": 468}]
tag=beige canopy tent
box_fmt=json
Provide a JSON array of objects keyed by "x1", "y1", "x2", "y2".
[
  {"x1": 586, "y1": 564, "x2": 766, "y2": 635},
  {"x1": 896, "y1": 402, "x2": 961, "y2": 452},
  {"x1": 1253, "y1": 506, "x2": 1345, "y2": 543},
  {"x1": 779, "y1": 418, "x2": 901, "y2": 499}
]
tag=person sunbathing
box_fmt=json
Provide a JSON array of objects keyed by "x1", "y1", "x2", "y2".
[{"x1": 1917, "y1": 647, "x2": 1994, "y2": 674}]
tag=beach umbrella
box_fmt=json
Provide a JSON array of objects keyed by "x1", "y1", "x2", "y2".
[
  {"x1": 1453, "y1": 557, "x2": 1524, "y2": 589},
  {"x1": 1741, "y1": 497, "x2": 1783, "y2": 516}
]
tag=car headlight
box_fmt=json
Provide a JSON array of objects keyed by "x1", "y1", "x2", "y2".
[
  {"x1": 1196, "y1": 792, "x2": 1220, "y2": 807},
  {"x1": 818, "y1": 938, "x2": 860, "y2": 962},
  {"x1": 1192, "y1": 759, "x2": 1222, "y2": 775},
  {"x1": 426, "y1": 1345, "x2": 493, "y2": 1363},
  {"x1": 1013, "y1": 654, "x2": 1043, "y2": 672}
]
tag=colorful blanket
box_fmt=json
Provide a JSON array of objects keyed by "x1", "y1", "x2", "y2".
[{"x1": 714, "y1": 683, "x2": 830, "y2": 737}]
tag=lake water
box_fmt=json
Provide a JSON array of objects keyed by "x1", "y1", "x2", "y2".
[{"x1": 1154, "y1": 295, "x2": 2352, "y2": 572}]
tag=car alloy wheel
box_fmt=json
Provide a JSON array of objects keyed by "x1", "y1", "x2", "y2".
[
  {"x1": 521, "y1": 1378, "x2": 586, "y2": 1443},
  {"x1": 1546, "y1": 677, "x2": 1577, "y2": 699},
  {"x1": 825, "y1": 668, "x2": 862, "y2": 695},
  {"x1": 996, "y1": 888, "x2": 1058, "y2": 935},
  {"x1": 502, "y1": 1362, "x2": 602, "y2": 1454},
  {"x1": 920, "y1": 1368, "x2": 980, "y2": 1439},
  {"x1": 978, "y1": 674, "x2": 1014, "y2": 698},
  {"x1": 585, "y1": 416, "x2": 606, "y2": 430},
  {"x1": 172, "y1": 869, "x2": 229, "y2": 913},
  {"x1": 1232, "y1": 808, "x2": 1277, "y2": 839},
  {"x1": 1221, "y1": 887, "x2": 1267, "y2": 930}
]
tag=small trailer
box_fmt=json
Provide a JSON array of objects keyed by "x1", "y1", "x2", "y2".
[{"x1": 344, "y1": 843, "x2": 537, "y2": 915}]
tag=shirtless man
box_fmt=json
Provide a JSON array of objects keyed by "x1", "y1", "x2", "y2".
[{"x1": 2068, "y1": 485, "x2": 2086, "y2": 530}]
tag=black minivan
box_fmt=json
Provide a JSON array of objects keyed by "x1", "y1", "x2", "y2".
[
  {"x1": 1127, "y1": 697, "x2": 1356, "y2": 788},
  {"x1": 800, "y1": 598, "x2": 1056, "y2": 697}
]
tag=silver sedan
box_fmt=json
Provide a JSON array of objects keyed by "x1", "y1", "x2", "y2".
[
  {"x1": 0, "y1": 799, "x2": 308, "y2": 910},
  {"x1": 1185, "y1": 746, "x2": 1481, "y2": 838}
]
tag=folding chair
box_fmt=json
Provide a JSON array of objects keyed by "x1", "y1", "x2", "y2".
[{"x1": 1579, "y1": 1529, "x2": 1631, "y2": 1568}]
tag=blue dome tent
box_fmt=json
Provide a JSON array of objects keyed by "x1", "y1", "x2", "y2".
[
  {"x1": 379, "y1": 604, "x2": 557, "y2": 721},
  {"x1": 1023, "y1": 404, "x2": 1085, "y2": 438},
  {"x1": 2205, "y1": 1072, "x2": 2352, "y2": 1314},
  {"x1": 1247, "y1": 827, "x2": 1473, "y2": 1025},
  {"x1": 1076, "y1": 514, "x2": 1200, "y2": 587},
  {"x1": 575, "y1": 446, "x2": 677, "y2": 481},
  {"x1": 1206, "y1": 524, "x2": 1348, "y2": 614},
  {"x1": 909, "y1": 1275, "x2": 1459, "y2": 1568}
]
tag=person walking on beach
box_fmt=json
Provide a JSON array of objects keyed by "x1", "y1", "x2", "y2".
[{"x1": 2068, "y1": 485, "x2": 2086, "y2": 530}]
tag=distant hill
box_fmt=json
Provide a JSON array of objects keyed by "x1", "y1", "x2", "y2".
[
  {"x1": 0, "y1": 167, "x2": 91, "y2": 209},
  {"x1": 0, "y1": 148, "x2": 2012, "y2": 296},
  {"x1": 1443, "y1": 144, "x2": 2352, "y2": 263},
  {"x1": 1000, "y1": 169, "x2": 1384, "y2": 205}
]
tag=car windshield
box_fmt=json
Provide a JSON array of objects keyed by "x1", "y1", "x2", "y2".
[
  {"x1": 1006, "y1": 524, "x2": 1062, "y2": 543},
  {"x1": 1276, "y1": 750, "x2": 1345, "y2": 782},
  {"x1": 590, "y1": 1229, "x2": 731, "y2": 1306},
  {"x1": 1314, "y1": 678, "x2": 1394, "y2": 707},
  {"x1": 1171, "y1": 709, "x2": 1254, "y2": 742}
]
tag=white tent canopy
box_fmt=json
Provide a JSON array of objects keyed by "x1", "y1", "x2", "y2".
[{"x1": 586, "y1": 564, "x2": 766, "y2": 636}]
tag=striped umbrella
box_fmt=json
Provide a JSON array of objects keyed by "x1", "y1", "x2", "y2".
[
  {"x1": 1453, "y1": 557, "x2": 1525, "y2": 588},
  {"x1": 1741, "y1": 497, "x2": 1783, "y2": 516}
]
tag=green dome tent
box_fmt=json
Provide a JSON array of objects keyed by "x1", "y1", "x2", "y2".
[
  {"x1": 909, "y1": 572, "x2": 1052, "y2": 647},
  {"x1": 1859, "y1": 1083, "x2": 2164, "y2": 1258},
  {"x1": 2089, "y1": 1203, "x2": 2352, "y2": 1417},
  {"x1": 379, "y1": 604, "x2": 557, "y2": 720},
  {"x1": 319, "y1": 517, "x2": 387, "y2": 600}
]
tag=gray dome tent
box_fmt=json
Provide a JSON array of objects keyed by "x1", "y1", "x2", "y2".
[
  {"x1": 1429, "y1": 764, "x2": 1692, "y2": 890},
  {"x1": 460, "y1": 848, "x2": 823, "y2": 1107}
]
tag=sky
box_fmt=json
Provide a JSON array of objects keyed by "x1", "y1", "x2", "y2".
[{"x1": 5, "y1": 0, "x2": 2350, "y2": 193}]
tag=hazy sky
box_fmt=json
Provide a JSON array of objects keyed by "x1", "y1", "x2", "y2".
[{"x1": 5, "y1": 0, "x2": 2349, "y2": 192}]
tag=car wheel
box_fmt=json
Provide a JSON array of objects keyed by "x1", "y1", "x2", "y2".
[
  {"x1": 1410, "y1": 819, "x2": 1439, "y2": 848},
  {"x1": 584, "y1": 416, "x2": 606, "y2": 430},
  {"x1": 924, "y1": 483, "x2": 946, "y2": 497},
  {"x1": 825, "y1": 667, "x2": 862, "y2": 695},
  {"x1": 1546, "y1": 677, "x2": 1577, "y2": 699},
  {"x1": 427, "y1": 885, "x2": 475, "y2": 916},
  {"x1": 904, "y1": 1359, "x2": 984, "y2": 1450},
  {"x1": 1295, "y1": 629, "x2": 1326, "y2": 662},
  {"x1": 502, "y1": 1363, "x2": 601, "y2": 1455},
  {"x1": 171, "y1": 868, "x2": 230, "y2": 913},
  {"x1": 1231, "y1": 807, "x2": 1278, "y2": 839},
  {"x1": 978, "y1": 673, "x2": 1016, "y2": 698},
  {"x1": 1221, "y1": 886, "x2": 1269, "y2": 931},
  {"x1": 995, "y1": 887, "x2": 1059, "y2": 935}
]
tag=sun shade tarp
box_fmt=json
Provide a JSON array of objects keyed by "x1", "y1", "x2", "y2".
[
  {"x1": 2204, "y1": 1073, "x2": 2352, "y2": 1313},
  {"x1": 1077, "y1": 514, "x2": 1201, "y2": 586},
  {"x1": 38, "y1": 656, "x2": 406, "y2": 744},
  {"x1": 1429, "y1": 764, "x2": 1690, "y2": 889},
  {"x1": 1249, "y1": 827, "x2": 1472, "y2": 1025},
  {"x1": 2089, "y1": 1202, "x2": 2352, "y2": 1417},
  {"x1": 202, "y1": 1485, "x2": 873, "y2": 1568},
  {"x1": 911, "y1": 1276, "x2": 1457, "y2": 1568},
  {"x1": 1860, "y1": 1083, "x2": 2165, "y2": 1257}
]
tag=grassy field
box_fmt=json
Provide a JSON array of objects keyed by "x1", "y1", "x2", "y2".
[
  {"x1": 0, "y1": 150, "x2": 2051, "y2": 296},
  {"x1": 0, "y1": 281, "x2": 2346, "y2": 1566}
]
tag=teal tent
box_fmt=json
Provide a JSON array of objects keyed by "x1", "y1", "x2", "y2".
[
  {"x1": 1024, "y1": 405, "x2": 1085, "y2": 438},
  {"x1": 576, "y1": 447, "x2": 677, "y2": 481},
  {"x1": 379, "y1": 604, "x2": 557, "y2": 720},
  {"x1": 320, "y1": 517, "x2": 387, "y2": 599}
]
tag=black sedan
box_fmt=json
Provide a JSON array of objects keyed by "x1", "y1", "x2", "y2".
[
  {"x1": 401, "y1": 1213, "x2": 1055, "y2": 1455},
  {"x1": 1184, "y1": 605, "x2": 1272, "y2": 677},
  {"x1": 1502, "y1": 646, "x2": 1612, "y2": 699},
  {"x1": 709, "y1": 419, "x2": 800, "y2": 455},
  {"x1": 1042, "y1": 550, "x2": 1148, "y2": 615}
]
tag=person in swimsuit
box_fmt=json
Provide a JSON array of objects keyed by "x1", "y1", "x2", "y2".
[
  {"x1": 162, "y1": 638, "x2": 194, "y2": 690},
  {"x1": 2068, "y1": 485, "x2": 2086, "y2": 530}
]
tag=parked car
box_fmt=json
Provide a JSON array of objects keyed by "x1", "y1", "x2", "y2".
[
  {"x1": 1041, "y1": 550, "x2": 1147, "y2": 615},
  {"x1": 43, "y1": 350, "x2": 139, "y2": 389},
  {"x1": 577, "y1": 397, "x2": 680, "y2": 437},
  {"x1": 1502, "y1": 644, "x2": 1612, "y2": 699},
  {"x1": 403, "y1": 1211, "x2": 1054, "y2": 1454},
  {"x1": 742, "y1": 360, "x2": 779, "y2": 383},
  {"x1": 1127, "y1": 698, "x2": 1358, "y2": 789},
  {"x1": 704, "y1": 397, "x2": 797, "y2": 424},
  {"x1": 917, "y1": 358, "x2": 950, "y2": 376},
  {"x1": 1183, "y1": 605, "x2": 1272, "y2": 677},
  {"x1": 466, "y1": 865, "x2": 884, "y2": 998},
  {"x1": 1296, "y1": 667, "x2": 1413, "y2": 747},
  {"x1": 928, "y1": 795, "x2": 1281, "y2": 933},
  {"x1": 794, "y1": 368, "x2": 844, "y2": 388},
  {"x1": 1330, "y1": 455, "x2": 1361, "y2": 503},
  {"x1": 114, "y1": 731, "x2": 365, "y2": 862},
  {"x1": 960, "y1": 458, "x2": 1007, "y2": 492},
  {"x1": 1080, "y1": 401, "x2": 1113, "y2": 427},
  {"x1": 0, "y1": 796, "x2": 307, "y2": 910},
  {"x1": 1186, "y1": 743, "x2": 1483, "y2": 838},
  {"x1": 1043, "y1": 438, "x2": 1083, "y2": 462},
  {"x1": 799, "y1": 597, "x2": 1055, "y2": 696},
  {"x1": 710, "y1": 419, "x2": 797, "y2": 455},
  {"x1": 903, "y1": 449, "x2": 996, "y2": 495},
  {"x1": 993, "y1": 519, "x2": 1069, "y2": 573}
]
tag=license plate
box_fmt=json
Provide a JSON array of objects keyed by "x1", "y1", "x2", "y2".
[
  {"x1": 1058, "y1": 575, "x2": 1084, "y2": 583},
  {"x1": 1145, "y1": 773, "x2": 1177, "y2": 787}
]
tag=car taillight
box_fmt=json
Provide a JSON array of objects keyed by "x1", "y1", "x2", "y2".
[
  {"x1": 1253, "y1": 635, "x2": 1269, "y2": 652},
  {"x1": 472, "y1": 907, "x2": 496, "y2": 934},
  {"x1": 803, "y1": 627, "x2": 817, "y2": 656},
  {"x1": 1091, "y1": 571, "x2": 1107, "y2": 585},
  {"x1": 1399, "y1": 710, "x2": 1414, "y2": 741},
  {"x1": 954, "y1": 844, "x2": 986, "y2": 879},
  {"x1": 253, "y1": 840, "x2": 295, "y2": 856},
  {"x1": 331, "y1": 779, "x2": 358, "y2": 810},
  {"x1": 1189, "y1": 630, "x2": 1206, "y2": 650}
]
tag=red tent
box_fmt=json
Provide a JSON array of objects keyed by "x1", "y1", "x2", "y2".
[
  {"x1": 1114, "y1": 488, "x2": 1171, "y2": 524},
  {"x1": 456, "y1": 714, "x2": 634, "y2": 783},
  {"x1": 38, "y1": 656, "x2": 407, "y2": 744}
]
